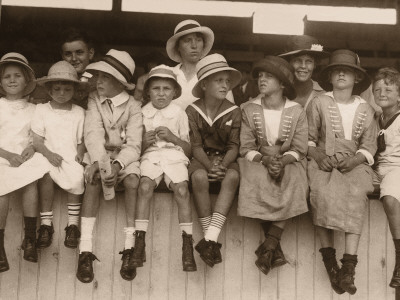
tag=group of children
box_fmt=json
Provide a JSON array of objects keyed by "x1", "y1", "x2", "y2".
[{"x1": 0, "y1": 20, "x2": 400, "y2": 296}]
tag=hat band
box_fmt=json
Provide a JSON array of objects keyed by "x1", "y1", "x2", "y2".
[
  {"x1": 330, "y1": 53, "x2": 360, "y2": 67},
  {"x1": 175, "y1": 23, "x2": 200, "y2": 34},
  {"x1": 197, "y1": 61, "x2": 229, "y2": 80},
  {"x1": 148, "y1": 68, "x2": 177, "y2": 80},
  {"x1": 101, "y1": 55, "x2": 132, "y2": 82},
  {"x1": 3, "y1": 56, "x2": 28, "y2": 65}
]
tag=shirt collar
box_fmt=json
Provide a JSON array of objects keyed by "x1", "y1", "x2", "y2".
[
  {"x1": 325, "y1": 91, "x2": 366, "y2": 104},
  {"x1": 253, "y1": 96, "x2": 298, "y2": 109},
  {"x1": 142, "y1": 101, "x2": 180, "y2": 119},
  {"x1": 99, "y1": 90, "x2": 129, "y2": 107}
]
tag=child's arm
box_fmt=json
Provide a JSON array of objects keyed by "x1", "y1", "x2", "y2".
[
  {"x1": 76, "y1": 142, "x2": 86, "y2": 164},
  {"x1": 221, "y1": 108, "x2": 241, "y2": 168},
  {"x1": 0, "y1": 148, "x2": 25, "y2": 167},
  {"x1": 142, "y1": 129, "x2": 156, "y2": 153},
  {"x1": 155, "y1": 126, "x2": 191, "y2": 158},
  {"x1": 283, "y1": 109, "x2": 308, "y2": 166},
  {"x1": 239, "y1": 106, "x2": 263, "y2": 163},
  {"x1": 32, "y1": 132, "x2": 63, "y2": 167}
]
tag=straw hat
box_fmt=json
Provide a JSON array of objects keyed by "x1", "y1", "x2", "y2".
[
  {"x1": 143, "y1": 64, "x2": 182, "y2": 102},
  {"x1": 36, "y1": 61, "x2": 87, "y2": 88},
  {"x1": 318, "y1": 49, "x2": 371, "y2": 95},
  {"x1": 279, "y1": 35, "x2": 329, "y2": 60},
  {"x1": 0, "y1": 52, "x2": 36, "y2": 96},
  {"x1": 85, "y1": 49, "x2": 136, "y2": 90},
  {"x1": 192, "y1": 53, "x2": 241, "y2": 98},
  {"x1": 166, "y1": 20, "x2": 214, "y2": 63},
  {"x1": 252, "y1": 56, "x2": 297, "y2": 100}
]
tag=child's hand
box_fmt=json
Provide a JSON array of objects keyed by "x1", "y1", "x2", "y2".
[
  {"x1": 315, "y1": 155, "x2": 337, "y2": 172},
  {"x1": 85, "y1": 162, "x2": 100, "y2": 184},
  {"x1": 21, "y1": 145, "x2": 35, "y2": 161},
  {"x1": 337, "y1": 156, "x2": 359, "y2": 173},
  {"x1": 8, "y1": 154, "x2": 24, "y2": 167},
  {"x1": 102, "y1": 163, "x2": 121, "y2": 187},
  {"x1": 143, "y1": 130, "x2": 156, "y2": 149},
  {"x1": 268, "y1": 156, "x2": 283, "y2": 180},
  {"x1": 45, "y1": 152, "x2": 63, "y2": 167},
  {"x1": 155, "y1": 126, "x2": 176, "y2": 144}
]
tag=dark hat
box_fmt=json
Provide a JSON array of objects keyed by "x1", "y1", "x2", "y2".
[
  {"x1": 252, "y1": 56, "x2": 297, "y2": 100},
  {"x1": 279, "y1": 35, "x2": 329, "y2": 60},
  {"x1": 318, "y1": 49, "x2": 371, "y2": 95}
]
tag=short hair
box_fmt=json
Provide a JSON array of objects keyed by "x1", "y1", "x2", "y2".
[
  {"x1": 59, "y1": 28, "x2": 94, "y2": 51},
  {"x1": 373, "y1": 67, "x2": 400, "y2": 93},
  {"x1": 0, "y1": 62, "x2": 32, "y2": 83},
  {"x1": 44, "y1": 80, "x2": 78, "y2": 92}
]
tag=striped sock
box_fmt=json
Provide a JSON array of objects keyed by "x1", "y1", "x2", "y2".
[
  {"x1": 124, "y1": 227, "x2": 135, "y2": 249},
  {"x1": 135, "y1": 220, "x2": 149, "y2": 232},
  {"x1": 67, "y1": 203, "x2": 81, "y2": 226},
  {"x1": 205, "y1": 212, "x2": 227, "y2": 242},
  {"x1": 179, "y1": 223, "x2": 193, "y2": 235},
  {"x1": 40, "y1": 211, "x2": 53, "y2": 226},
  {"x1": 199, "y1": 215, "x2": 211, "y2": 234},
  {"x1": 79, "y1": 217, "x2": 96, "y2": 253}
]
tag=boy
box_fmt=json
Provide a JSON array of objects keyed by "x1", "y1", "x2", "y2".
[{"x1": 76, "y1": 49, "x2": 142, "y2": 283}]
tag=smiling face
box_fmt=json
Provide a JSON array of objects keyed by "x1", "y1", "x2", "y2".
[
  {"x1": 289, "y1": 54, "x2": 315, "y2": 82},
  {"x1": 373, "y1": 79, "x2": 400, "y2": 110},
  {"x1": 0, "y1": 64, "x2": 28, "y2": 99},
  {"x1": 49, "y1": 81, "x2": 75, "y2": 104},
  {"x1": 61, "y1": 40, "x2": 94, "y2": 75},
  {"x1": 96, "y1": 71, "x2": 124, "y2": 98},
  {"x1": 329, "y1": 66, "x2": 357, "y2": 91},
  {"x1": 202, "y1": 71, "x2": 231, "y2": 100},
  {"x1": 147, "y1": 78, "x2": 177, "y2": 109},
  {"x1": 177, "y1": 32, "x2": 204, "y2": 64},
  {"x1": 257, "y1": 71, "x2": 284, "y2": 96}
]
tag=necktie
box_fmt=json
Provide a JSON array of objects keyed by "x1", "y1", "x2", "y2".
[{"x1": 107, "y1": 99, "x2": 113, "y2": 113}]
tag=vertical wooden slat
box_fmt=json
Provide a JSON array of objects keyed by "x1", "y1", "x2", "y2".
[
  {"x1": 317, "y1": 229, "x2": 334, "y2": 300},
  {"x1": 260, "y1": 224, "x2": 278, "y2": 300},
  {"x1": 386, "y1": 219, "x2": 396, "y2": 300}
]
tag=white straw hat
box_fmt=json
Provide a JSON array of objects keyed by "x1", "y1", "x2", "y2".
[
  {"x1": 166, "y1": 20, "x2": 214, "y2": 63},
  {"x1": 85, "y1": 49, "x2": 136, "y2": 90},
  {"x1": 192, "y1": 53, "x2": 241, "y2": 98},
  {"x1": 36, "y1": 61, "x2": 87, "y2": 89}
]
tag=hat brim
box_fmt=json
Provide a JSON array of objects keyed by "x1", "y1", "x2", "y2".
[
  {"x1": 252, "y1": 62, "x2": 297, "y2": 100},
  {"x1": 0, "y1": 60, "x2": 36, "y2": 96},
  {"x1": 143, "y1": 76, "x2": 182, "y2": 102},
  {"x1": 318, "y1": 63, "x2": 371, "y2": 95},
  {"x1": 85, "y1": 61, "x2": 135, "y2": 91},
  {"x1": 36, "y1": 77, "x2": 88, "y2": 88},
  {"x1": 192, "y1": 67, "x2": 242, "y2": 99},
  {"x1": 166, "y1": 27, "x2": 214, "y2": 63},
  {"x1": 279, "y1": 49, "x2": 330, "y2": 59}
]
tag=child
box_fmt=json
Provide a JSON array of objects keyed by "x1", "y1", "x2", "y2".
[
  {"x1": 76, "y1": 49, "x2": 142, "y2": 283},
  {"x1": 372, "y1": 67, "x2": 400, "y2": 288},
  {"x1": 238, "y1": 56, "x2": 308, "y2": 276},
  {"x1": 186, "y1": 54, "x2": 241, "y2": 267},
  {"x1": 129, "y1": 65, "x2": 196, "y2": 272},
  {"x1": 307, "y1": 49, "x2": 377, "y2": 295},
  {"x1": 32, "y1": 61, "x2": 86, "y2": 250},
  {"x1": 0, "y1": 53, "x2": 49, "y2": 269}
]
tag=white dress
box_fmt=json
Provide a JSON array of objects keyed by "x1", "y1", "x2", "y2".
[
  {"x1": 31, "y1": 103, "x2": 85, "y2": 195},
  {"x1": 0, "y1": 98, "x2": 49, "y2": 196}
]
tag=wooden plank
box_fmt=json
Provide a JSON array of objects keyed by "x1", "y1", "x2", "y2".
[
  {"x1": 260, "y1": 223, "x2": 278, "y2": 300},
  {"x1": 316, "y1": 228, "x2": 334, "y2": 300},
  {"x1": 386, "y1": 217, "x2": 396, "y2": 300}
]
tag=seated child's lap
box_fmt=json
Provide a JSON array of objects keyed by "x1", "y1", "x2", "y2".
[
  {"x1": 140, "y1": 159, "x2": 189, "y2": 189},
  {"x1": 188, "y1": 155, "x2": 239, "y2": 177},
  {"x1": 374, "y1": 165, "x2": 400, "y2": 201}
]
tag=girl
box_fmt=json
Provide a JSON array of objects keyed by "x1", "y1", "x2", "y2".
[
  {"x1": 0, "y1": 52, "x2": 49, "y2": 269},
  {"x1": 238, "y1": 56, "x2": 308, "y2": 276},
  {"x1": 186, "y1": 54, "x2": 241, "y2": 267},
  {"x1": 32, "y1": 61, "x2": 86, "y2": 250},
  {"x1": 307, "y1": 49, "x2": 376, "y2": 295},
  {"x1": 372, "y1": 67, "x2": 400, "y2": 288}
]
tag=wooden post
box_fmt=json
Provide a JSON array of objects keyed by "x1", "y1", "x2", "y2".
[{"x1": 396, "y1": 288, "x2": 400, "y2": 300}]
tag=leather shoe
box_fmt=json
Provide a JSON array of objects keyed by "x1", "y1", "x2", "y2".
[
  {"x1": 182, "y1": 231, "x2": 197, "y2": 272},
  {"x1": 0, "y1": 245, "x2": 9, "y2": 272},
  {"x1": 255, "y1": 248, "x2": 274, "y2": 276},
  {"x1": 129, "y1": 231, "x2": 146, "y2": 268},
  {"x1": 390, "y1": 265, "x2": 400, "y2": 288},
  {"x1": 213, "y1": 242, "x2": 222, "y2": 264},
  {"x1": 64, "y1": 225, "x2": 80, "y2": 249},
  {"x1": 37, "y1": 224, "x2": 54, "y2": 249},
  {"x1": 195, "y1": 238, "x2": 215, "y2": 268},
  {"x1": 119, "y1": 248, "x2": 136, "y2": 281},
  {"x1": 22, "y1": 238, "x2": 38, "y2": 262},
  {"x1": 255, "y1": 242, "x2": 286, "y2": 269},
  {"x1": 76, "y1": 252, "x2": 99, "y2": 283}
]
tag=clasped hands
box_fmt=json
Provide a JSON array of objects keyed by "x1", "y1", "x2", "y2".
[
  {"x1": 143, "y1": 126, "x2": 176, "y2": 149},
  {"x1": 8, "y1": 145, "x2": 35, "y2": 167},
  {"x1": 315, "y1": 154, "x2": 359, "y2": 173},
  {"x1": 261, "y1": 154, "x2": 285, "y2": 181},
  {"x1": 207, "y1": 158, "x2": 227, "y2": 182}
]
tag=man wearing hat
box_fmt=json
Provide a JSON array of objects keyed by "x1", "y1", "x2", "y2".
[{"x1": 231, "y1": 62, "x2": 259, "y2": 107}]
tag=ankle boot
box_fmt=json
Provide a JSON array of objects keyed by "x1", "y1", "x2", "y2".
[
  {"x1": 0, "y1": 245, "x2": 9, "y2": 272},
  {"x1": 182, "y1": 231, "x2": 196, "y2": 272},
  {"x1": 338, "y1": 254, "x2": 358, "y2": 295},
  {"x1": 129, "y1": 231, "x2": 146, "y2": 268},
  {"x1": 255, "y1": 235, "x2": 278, "y2": 276},
  {"x1": 213, "y1": 242, "x2": 222, "y2": 264},
  {"x1": 319, "y1": 248, "x2": 345, "y2": 294},
  {"x1": 390, "y1": 250, "x2": 400, "y2": 288}
]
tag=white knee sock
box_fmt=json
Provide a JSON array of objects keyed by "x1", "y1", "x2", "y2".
[
  {"x1": 67, "y1": 203, "x2": 81, "y2": 226},
  {"x1": 135, "y1": 220, "x2": 149, "y2": 232},
  {"x1": 205, "y1": 212, "x2": 226, "y2": 242},
  {"x1": 179, "y1": 223, "x2": 193, "y2": 235},
  {"x1": 199, "y1": 215, "x2": 211, "y2": 234},
  {"x1": 40, "y1": 211, "x2": 53, "y2": 226},
  {"x1": 79, "y1": 217, "x2": 96, "y2": 253},
  {"x1": 124, "y1": 227, "x2": 135, "y2": 249}
]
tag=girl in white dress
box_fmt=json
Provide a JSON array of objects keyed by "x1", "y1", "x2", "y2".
[
  {"x1": 0, "y1": 53, "x2": 49, "y2": 270},
  {"x1": 32, "y1": 61, "x2": 86, "y2": 250}
]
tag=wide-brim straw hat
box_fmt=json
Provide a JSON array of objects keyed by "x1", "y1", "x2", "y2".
[
  {"x1": 318, "y1": 49, "x2": 371, "y2": 95},
  {"x1": 0, "y1": 52, "x2": 36, "y2": 96},
  {"x1": 166, "y1": 19, "x2": 214, "y2": 63},
  {"x1": 143, "y1": 64, "x2": 182, "y2": 102},
  {"x1": 279, "y1": 35, "x2": 330, "y2": 60},
  {"x1": 252, "y1": 56, "x2": 297, "y2": 100},
  {"x1": 192, "y1": 53, "x2": 242, "y2": 99},
  {"x1": 36, "y1": 61, "x2": 87, "y2": 89},
  {"x1": 85, "y1": 49, "x2": 136, "y2": 90}
]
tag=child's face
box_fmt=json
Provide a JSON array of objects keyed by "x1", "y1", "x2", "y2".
[
  {"x1": 373, "y1": 79, "x2": 400, "y2": 110},
  {"x1": 0, "y1": 65, "x2": 27, "y2": 98},
  {"x1": 290, "y1": 54, "x2": 315, "y2": 82},
  {"x1": 202, "y1": 71, "x2": 231, "y2": 100},
  {"x1": 177, "y1": 33, "x2": 204, "y2": 63},
  {"x1": 96, "y1": 71, "x2": 124, "y2": 98},
  {"x1": 258, "y1": 71, "x2": 283, "y2": 96},
  {"x1": 49, "y1": 82, "x2": 75, "y2": 104},
  {"x1": 330, "y1": 66, "x2": 356, "y2": 90},
  {"x1": 61, "y1": 40, "x2": 94, "y2": 75},
  {"x1": 148, "y1": 78, "x2": 176, "y2": 109}
]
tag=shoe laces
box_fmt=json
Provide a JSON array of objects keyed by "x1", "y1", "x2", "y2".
[
  {"x1": 65, "y1": 225, "x2": 81, "y2": 238},
  {"x1": 38, "y1": 224, "x2": 54, "y2": 234},
  {"x1": 119, "y1": 248, "x2": 133, "y2": 259}
]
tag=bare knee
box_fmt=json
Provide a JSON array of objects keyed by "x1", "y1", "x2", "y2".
[
  {"x1": 222, "y1": 169, "x2": 239, "y2": 186},
  {"x1": 124, "y1": 174, "x2": 139, "y2": 190},
  {"x1": 139, "y1": 177, "x2": 155, "y2": 196},
  {"x1": 191, "y1": 170, "x2": 209, "y2": 187},
  {"x1": 173, "y1": 182, "x2": 189, "y2": 200}
]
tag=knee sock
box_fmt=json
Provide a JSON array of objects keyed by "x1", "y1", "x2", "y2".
[
  {"x1": 199, "y1": 216, "x2": 211, "y2": 235},
  {"x1": 0, "y1": 229, "x2": 4, "y2": 247},
  {"x1": 67, "y1": 203, "x2": 81, "y2": 226},
  {"x1": 79, "y1": 217, "x2": 96, "y2": 253},
  {"x1": 124, "y1": 227, "x2": 135, "y2": 249},
  {"x1": 264, "y1": 224, "x2": 283, "y2": 250},
  {"x1": 179, "y1": 223, "x2": 193, "y2": 235},
  {"x1": 40, "y1": 211, "x2": 53, "y2": 226},
  {"x1": 24, "y1": 217, "x2": 37, "y2": 240},
  {"x1": 205, "y1": 212, "x2": 226, "y2": 242},
  {"x1": 135, "y1": 220, "x2": 149, "y2": 232}
]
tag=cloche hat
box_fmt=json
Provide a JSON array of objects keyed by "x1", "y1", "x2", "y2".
[
  {"x1": 166, "y1": 19, "x2": 214, "y2": 63},
  {"x1": 36, "y1": 61, "x2": 87, "y2": 88},
  {"x1": 318, "y1": 49, "x2": 371, "y2": 95},
  {"x1": 252, "y1": 56, "x2": 297, "y2": 100},
  {"x1": 279, "y1": 35, "x2": 329, "y2": 60},
  {"x1": 192, "y1": 53, "x2": 241, "y2": 98},
  {"x1": 85, "y1": 49, "x2": 136, "y2": 90},
  {"x1": 0, "y1": 52, "x2": 36, "y2": 96},
  {"x1": 143, "y1": 64, "x2": 182, "y2": 102}
]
